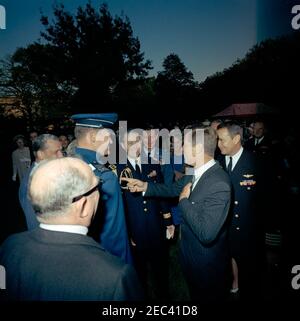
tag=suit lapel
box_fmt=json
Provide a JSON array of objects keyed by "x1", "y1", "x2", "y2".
[{"x1": 191, "y1": 163, "x2": 220, "y2": 193}]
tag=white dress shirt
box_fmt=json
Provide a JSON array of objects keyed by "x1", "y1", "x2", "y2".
[
  {"x1": 40, "y1": 224, "x2": 88, "y2": 235},
  {"x1": 192, "y1": 159, "x2": 216, "y2": 191},
  {"x1": 225, "y1": 147, "x2": 243, "y2": 171},
  {"x1": 128, "y1": 156, "x2": 142, "y2": 172},
  {"x1": 255, "y1": 136, "x2": 264, "y2": 145}
]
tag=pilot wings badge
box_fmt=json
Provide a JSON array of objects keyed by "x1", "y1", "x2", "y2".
[{"x1": 243, "y1": 174, "x2": 254, "y2": 178}]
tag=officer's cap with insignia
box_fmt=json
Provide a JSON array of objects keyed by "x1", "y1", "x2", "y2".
[{"x1": 71, "y1": 113, "x2": 118, "y2": 129}]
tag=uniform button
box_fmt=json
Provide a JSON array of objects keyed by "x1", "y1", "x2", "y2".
[
  {"x1": 235, "y1": 214, "x2": 239, "y2": 218},
  {"x1": 144, "y1": 208, "x2": 148, "y2": 212},
  {"x1": 191, "y1": 201, "x2": 195, "y2": 205},
  {"x1": 247, "y1": 187, "x2": 251, "y2": 190},
  {"x1": 143, "y1": 200, "x2": 147, "y2": 204},
  {"x1": 234, "y1": 201, "x2": 238, "y2": 205},
  {"x1": 236, "y1": 227, "x2": 240, "y2": 231}
]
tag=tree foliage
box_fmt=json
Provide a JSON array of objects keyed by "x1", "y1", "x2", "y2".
[
  {"x1": 200, "y1": 31, "x2": 300, "y2": 114},
  {"x1": 40, "y1": 2, "x2": 152, "y2": 111},
  {"x1": 155, "y1": 53, "x2": 197, "y2": 112}
]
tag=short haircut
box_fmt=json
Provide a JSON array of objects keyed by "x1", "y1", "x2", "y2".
[
  {"x1": 32, "y1": 134, "x2": 59, "y2": 155},
  {"x1": 74, "y1": 126, "x2": 97, "y2": 140},
  {"x1": 28, "y1": 158, "x2": 93, "y2": 219},
  {"x1": 188, "y1": 125, "x2": 217, "y2": 157},
  {"x1": 217, "y1": 121, "x2": 244, "y2": 142},
  {"x1": 13, "y1": 135, "x2": 25, "y2": 144}
]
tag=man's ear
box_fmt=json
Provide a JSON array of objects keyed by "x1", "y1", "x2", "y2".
[
  {"x1": 89, "y1": 130, "x2": 97, "y2": 144},
  {"x1": 37, "y1": 150, "x2": 44, "y2": 161},
  {"x1": 233, "y1": 134, "x2": 241, "y2": 145},
  {"x1": 75, "y1": 196, "x2": 89, "y2": 219}
]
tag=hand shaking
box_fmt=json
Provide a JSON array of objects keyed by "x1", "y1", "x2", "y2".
[
  {"x1": 121, "y1": 178, "x2": 148, "y2": 193},
  {"x1": 179, "y1": 182, "x2": 192, "y2": 201}
]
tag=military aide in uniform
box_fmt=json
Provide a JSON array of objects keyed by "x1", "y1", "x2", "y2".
[
  {"x1": 118, "y1": 129, "x2": 174, "y2": 299},
  {"x1": 71, "y1": 113, "x2": 132, "y2": 264},
  {"x1": 217, "y1": 121, "x2": 265, "y2": 300}
]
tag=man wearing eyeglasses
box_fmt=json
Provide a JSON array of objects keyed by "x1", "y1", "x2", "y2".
[{"x1": 0, "y1": 158, "x2": 143, "y2": 301}]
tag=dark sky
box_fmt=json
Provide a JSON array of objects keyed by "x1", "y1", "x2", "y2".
[{"x1": 0, "y1": 1, "x2": 297, "y2": 82}]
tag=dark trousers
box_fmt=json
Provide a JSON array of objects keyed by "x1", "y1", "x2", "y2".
[
  {"x1": 180, "y1": 250, "x2": 230, "y2": 303},
  {"x1": 133, "y1": 245, "x2": 169, "y2": 300}
]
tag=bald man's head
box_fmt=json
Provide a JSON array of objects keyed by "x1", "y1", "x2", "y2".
[{"x1": 29, "y1": 158, "x2": 99, "y2": 224}]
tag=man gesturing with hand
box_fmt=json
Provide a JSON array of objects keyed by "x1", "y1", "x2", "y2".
[{"x1": 123, "y1": 126, "x2": 232, "y2": 303}]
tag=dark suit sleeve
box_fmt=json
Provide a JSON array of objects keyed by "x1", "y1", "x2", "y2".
[
  {"x1": 112, "y1": 265, "x2": 144, "y2": 301},
  {"x1": 154, "y1": 164, "x2": 173, "y2": 225},
  {"x1": 178, "y1": 182, "x2": 231, "y2": 245},
  {"x1": 145, "y1": 175, "x2": 189, "y2": 198}
]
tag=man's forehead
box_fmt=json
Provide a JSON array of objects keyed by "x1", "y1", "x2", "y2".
[{"x1": 255, "y1": 124, "x2": 264, "y2": 129}]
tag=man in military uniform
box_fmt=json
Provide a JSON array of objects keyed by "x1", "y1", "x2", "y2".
[
  {"x1": 217, "y1": 121, "x2": 265, "y2": 300},
  {"x1": 244, "y1": 120, "x2": 271, "y2": 155},
  {"x1": 71, "y1": 113, "x2": 132, "y2": 264},
  {"x1": 118, "y1": 129, "x2": 174, "y2": 299}
]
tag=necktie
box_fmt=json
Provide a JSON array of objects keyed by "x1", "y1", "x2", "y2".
[
  {"x1": 135, "y1": 161, "x2": 142, "y2": 178},
  {"x1": 227, "y1": 156, "x2": 233, "y2": 174}
]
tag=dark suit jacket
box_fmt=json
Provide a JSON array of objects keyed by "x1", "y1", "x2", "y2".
[
  {"x1": 118, "y1": 160, "x2": 171, "y2": 250},
  {"x1": 145, "y1": 162, "x2": 231, "y2": 301},
  {"x1": 19, "y1": 165, "x2": 39, "y2": 230},
  {"x1": 244, "y1": 136, "x2": 271, "y2": 155},
  {"x1": 0, "y1": 228, "x2": 143, "y2": 301}
]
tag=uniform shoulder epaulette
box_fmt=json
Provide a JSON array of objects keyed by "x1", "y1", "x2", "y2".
[
  {"x1": 108, "y1": 164, "x2": 118, "y2": 176},
  {"x1": 93, "y1": 163, "x2": 110, "y2": 173}
]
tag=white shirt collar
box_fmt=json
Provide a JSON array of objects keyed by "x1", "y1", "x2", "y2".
[
  {"x1": 226, "y1": 147, "x2": 243, "y2": 171},
  {"x1": 40, "y1": 224, "x2": 88, "y2": 235},
  {"x1": 192, "y1": 159, "x2": 216, "y2": 190},
  {"x1": 128, "y1": 156, "x2": 141, "y2": 170},
  {"x1": 256, "y1": 136, "x2": 264, "y2": 145}
]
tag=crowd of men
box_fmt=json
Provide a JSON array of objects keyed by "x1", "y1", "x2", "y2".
[{"x1": 0, "y1": 114, "x2": 299, "y2": 302}]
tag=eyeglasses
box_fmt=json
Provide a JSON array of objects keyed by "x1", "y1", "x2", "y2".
[{"x1": 72, "y1": 181, "x2": 100, "y2": 203}]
